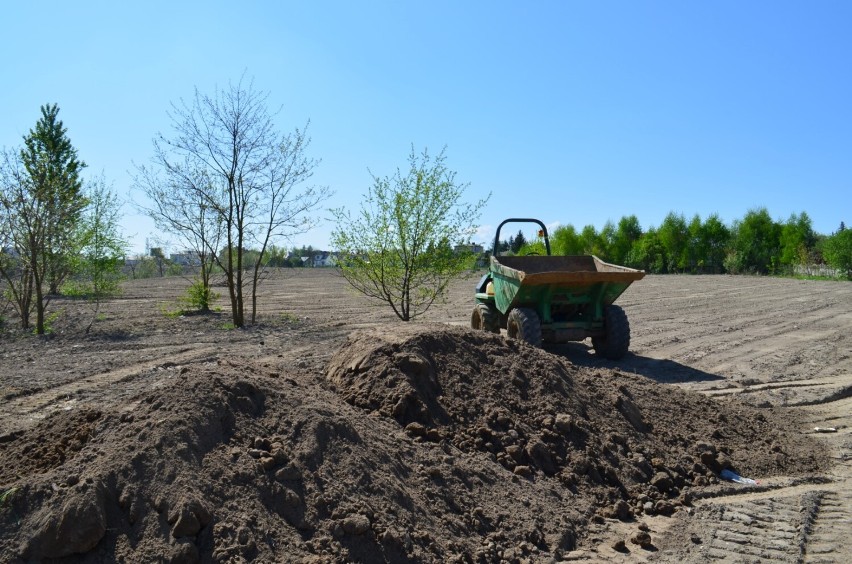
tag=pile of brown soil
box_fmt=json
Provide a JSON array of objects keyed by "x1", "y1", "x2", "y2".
[{"x1": 0, "y1": 325, "x2": 826, "y2": 562}]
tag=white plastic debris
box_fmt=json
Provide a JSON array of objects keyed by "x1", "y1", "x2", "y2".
[{"x1": 720, "y1": 468, "x2": 758, "y2": 485}]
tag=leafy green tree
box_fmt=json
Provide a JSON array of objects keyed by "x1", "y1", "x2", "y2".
[
  {"x1": 550, "y1": 224, "x2": 584, "y2": 255},
  {"x1": 731, "y1": 208, "x2": 782, "y2": 274},
  {"x1": 22, "y1": 104, "x2": 88, "y2": 296},
  {"x1": 658, "y1": 212, "x2": 688, "y2": 272},
  {"x1": 685, "y1": 213, "x2": 731, "y2": 273},
  {"x1": 331, "y1": 146, "x2": 488, "y2": 321},
  {"x1": 0, "y1": 105, "x2": 87, "y2": 333},
  {"x1": 580, "y1": 224, "x2": 607, "y2": 256},
  {"x1": 779, "y1": 212, "x2": 816, "y2": 268},
  {"x1": 686, "y1": 214, "x2": 704, "y2": 272},
  {"x1": 699, "y1": 213, "x2": 730, "y2": 273},
  {"x1": 509, "y1": 230, "x2": 527, "y2": 254},
  {"x1": 626, "y1": 227, "x2": 666, "y2": 273},
  {"x1": 126, "y1": 254, "x2": 159, "y2": 279},
  {"x1": 264, "y1": 244, "x2": 289, "y2": 267},
  {"x1": 75, "y1": 178, "x2": 128, "y2": 332},
  {"x1": 822, "y1": 229, "x2": 852, "y2": 279},
  {"x1": 610, "y1": 215, "x2": 642, "y2": 265},
  {"x1": 598, "y1": 221, "x2": 616, "y2": 260}
]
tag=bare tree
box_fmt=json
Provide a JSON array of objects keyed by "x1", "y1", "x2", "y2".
[
  {"x1": 141, "y1": 77, "x2": 329, "y2": 327},
  {"x1": 134, "y1": 161, "x2": 224, "y2": 310},
  {"x1": 0, "y1": 150, "x2": 35, "y2": 329}
]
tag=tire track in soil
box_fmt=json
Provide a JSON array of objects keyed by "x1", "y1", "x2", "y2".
[
  {"x1": 3, "y1": 271, "x2": 851, "y2": 561},
  {"x1": 587, "y1": 396, "x2": 852, "y2": 563},
  {"x1": 701, "y1": 373, "x2": 852, "y2": 408},
  {"x1": 0, "y1": 346, "x2": 218, "y2": 430},
  {"x1": 577, "y1": 277, "x2": 852, "y2": 563}
]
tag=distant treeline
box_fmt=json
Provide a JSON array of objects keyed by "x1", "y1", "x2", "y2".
[{"x1": 496, "y1": 208, "x2": 851, "y2": 278}]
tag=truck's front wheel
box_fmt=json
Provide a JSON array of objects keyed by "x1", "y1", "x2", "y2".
[
  {"x1": 471, "y1": 303, "x2": 500, "y2": 333},
  {"x1": 592, "y1": 305, "x2": 630, "y2": 359},
  {"x1": 506, "y1": 308, "x2": 542, "y2": 347}
]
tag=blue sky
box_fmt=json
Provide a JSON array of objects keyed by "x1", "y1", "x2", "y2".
[{"x1": 2, "y1": 1, "x2": 850, "y2": 254}]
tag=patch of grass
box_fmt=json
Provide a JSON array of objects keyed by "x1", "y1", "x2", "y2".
[
  {"x1": 59, "y1": 281, "x2": 89, "y2": 298},
  {"x1": 776, "y1": 273, "x2": 846, "y2": 282},
  {"x1": 220, "y1": 322, "x2": 236, "y2": 330},
  {"x1": 33, "y1": 310, "x2": 62, "y2": 334},
  {"x1": 160, "y1": 281, "x2": 222, "y2": 319},
  {"x1": 280, "y1": 312, "x2": 300, "y2": 323},
  {"x1": 0, "y1": 487, "x2": 18, "y2": 507},
  {"x1": 159, "y1": 303, "x2": 184, "y2": 319}
]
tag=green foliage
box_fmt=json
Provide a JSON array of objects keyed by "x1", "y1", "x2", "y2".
[
  {"x1": 127, "y1": 256, "x2": 160, "y2": 279},
  {"x1": 694, "y1": 213, "x2": 730, "y2": 273},
  {"x1": 657, "y1": 212, "x2": 688, "y2": 272},
  {"x1": 21, "y1": 104, "x2": 88, "y2": 296},
  {"x1": 264, "y1": 244, "x2": 290, "y2": 267},
  {"x1": 510, "y1": 230, "x2": 527, "y2": 254},
  {"x1": 166, "y1": 262, "x2": 184, "y2": 276},
  {"x1": 518, "y1": 240, "x2": 547, "y2": 256},
  {"x1": 0, "y1": 104, "x2": 87, "y2": 334},
  {"x1": 731, "y1": 208, "x2": 782, "y2": 274},
  {"x1": 580, "y1": 224, "x2": 607, "y2": 256},
  {"x1": 159, "y1": 303, "x2": 183, "y2": 319},
  {"x1": 75, "y1": 180, "x2": 127, "y2": 332},
  {"x1": 550, "y1": 225, "x2": 584, "y2": 255},
  {"x1": 33, "y1": 310, "x2": 61, "y2": 335},
  {"x1": 626, "y1": 227, "x2": 666, "y2": 273},
  {"x1": 538, "y1": 209, "x2": 831, "y2": 278},
  {"x1": 280, "y1": 312, "x2": 300, "y2": 323},
  {"x1": 331, "y1": 146, "x2": 488, "y2": 321},
  {"x1": 779, "y1": 212, "x2": 817, "y2": 267},
  {"x1": 160, "y1": 279, "x2": 221, "y2": 317},
  {"x1": 182, "y1": 279, "x2": 220, "y2": 312},
  {"x1": 78, "y1": 181, "x2": 126, "y2": 296},
  {"x1": 822, "y1": 229, "x2": 852, "y2": 279},
  {"x1": 1, "y1": 486, "x2": 19, "y2": 507},
  {"x1": 610, "y1": 215, "x2": 642, "y2": 265}
]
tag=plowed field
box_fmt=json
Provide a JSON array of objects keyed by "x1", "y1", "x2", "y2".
[{"x1": 1, "y1": 270, "x2": 850, "y2": 562}]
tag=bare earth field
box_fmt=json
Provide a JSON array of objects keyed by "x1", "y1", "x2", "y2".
[{"x1": 1, "y1": 269, "x2": 850, "y2": 563}]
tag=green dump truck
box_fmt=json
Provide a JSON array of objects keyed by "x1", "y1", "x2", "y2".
[{"x1": 472, "y1": 218, "x2": 645, "y2": 359}]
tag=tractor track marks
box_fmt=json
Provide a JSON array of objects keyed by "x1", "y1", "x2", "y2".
[
  {"x1": 569, "y1": 276, "x2": 852, "y2": 562},
  {"x1": 700, "y1": 374, "x2": 852, "y2": 408},
  {"x1": 645, "y1": 482, "x2": 852, "y2": 563},
  {"x1": 1, "y1": 346, "x2": 218, "y2": 429}
]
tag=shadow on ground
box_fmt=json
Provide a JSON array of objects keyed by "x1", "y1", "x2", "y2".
[{"x1": 546, "y1": 342, "x2": 725, "y2": 384}]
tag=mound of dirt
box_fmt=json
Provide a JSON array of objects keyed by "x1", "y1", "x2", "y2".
[{"x1": 0, "y1": 325, "x2": 828, "y2": 562}]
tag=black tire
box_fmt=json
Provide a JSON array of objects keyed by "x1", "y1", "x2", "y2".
[
  {"x1": 471, "y1": 303, "x2": 500, "y2": 333},
  {"x1": 506, "y1": 307, "x2": 542, "y2": 347},
  {"x1": 592, "y1": 305, "x2": 630, "y2": 359}
]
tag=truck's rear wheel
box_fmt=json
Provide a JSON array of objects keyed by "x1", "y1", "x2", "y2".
[
  {"x1": 471, "y1": 303, "x2": 500, "y2": 333},
  {"x1": 506, "y1": 308, "x2": 542, "y2": 347},
  {"x1": 592, "y1": 305, "x2": 630, "y2": 359}
]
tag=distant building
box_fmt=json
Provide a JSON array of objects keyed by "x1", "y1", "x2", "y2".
[
  {"x1": 169, "y1": 251, "x2": 201, "y2": 267},
  {"x1": 312, "y1": 251, "x2": 337, "y2": 267}
]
